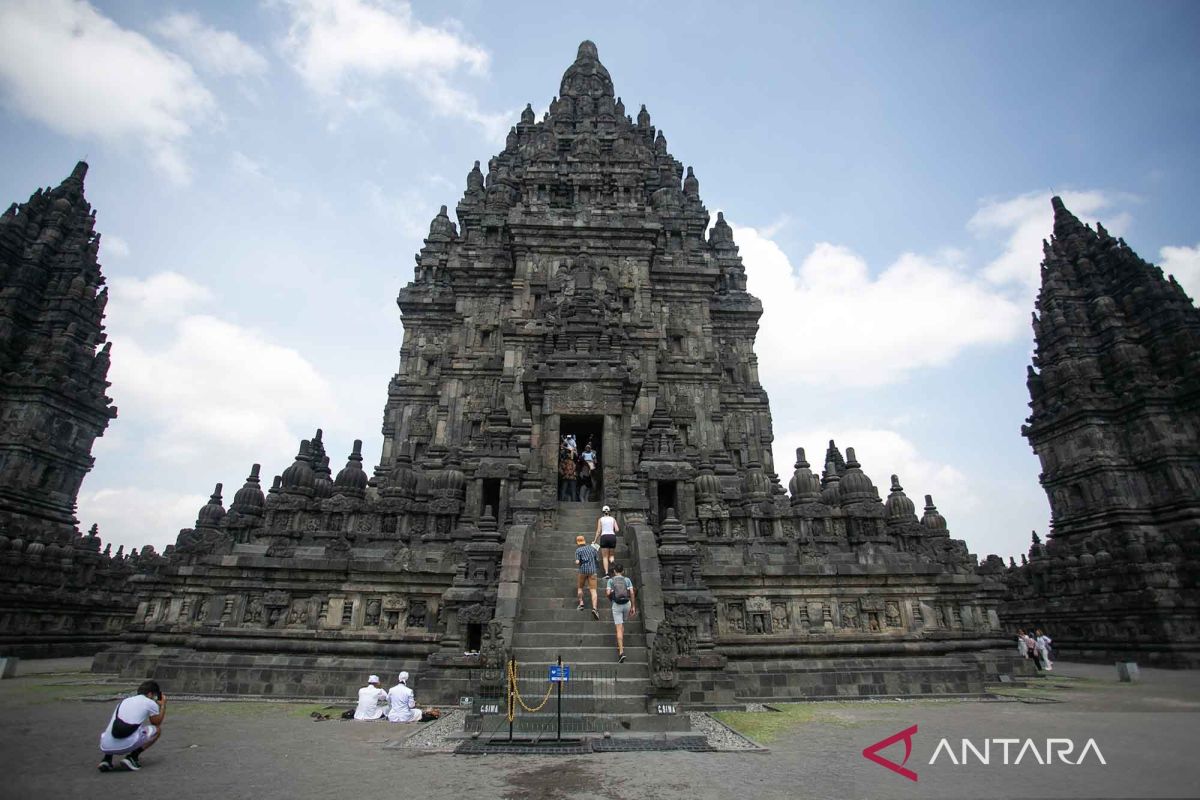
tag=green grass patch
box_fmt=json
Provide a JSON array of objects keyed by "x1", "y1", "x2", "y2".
[
  {"x1": 713, "y1": 703, "x2": 859, "y2": 743},
  {"x1": 988, "y1": 675, "x2": 1112, "y2": 700}
]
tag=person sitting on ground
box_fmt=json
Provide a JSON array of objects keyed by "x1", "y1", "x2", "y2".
[
  {"x1": 387, "y1": 671, "x2": 420, "y2": 723},
  {"x1": 606, "y1": 563, "x2": 637, "y2": 663},
  {"x1": 98, "y1": 680, "x2": 166, "y2": 772},
  {"x1": 353, "y1": 674, "x2": 388, "y2": 720},
  {"x1": 575, "y1": 534, "x2": 600, "y2": 620},
  {"x1": 594, "y1": 505, "x2": 619, "y2": 577}
]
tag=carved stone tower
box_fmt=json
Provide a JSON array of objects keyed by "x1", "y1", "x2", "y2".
[
  {"x1": 379, "y1": 39, "x2": 775, "y2": 525},
  {"x1": 0, "y1": 162, "x2": 117, "y2": 543},
  {"x1": 0, "y1": 163, "x2": 136, "y2": 656},
  {"x1": 1002, "y1": 197, "x2": 1200, "y2": 666}
]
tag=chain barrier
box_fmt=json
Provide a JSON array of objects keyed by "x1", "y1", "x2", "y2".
[{"x1": 506, "y1": 658, "x2": 554, "y2": 721}]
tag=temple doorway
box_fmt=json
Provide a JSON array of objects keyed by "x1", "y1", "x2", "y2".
[{"x1": 558, "y1": 415, "x2": 603, "y2": 502}]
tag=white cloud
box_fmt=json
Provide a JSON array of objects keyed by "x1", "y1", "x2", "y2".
[
  {"x1": 0, "y1": 0, "x2": 215, "y2": 183},
  {"x1": 969, "y1": 190, "x2": 1131, "y2": 292},
  {"x1": 103, "y1": 273, "x2": 339, "y2": 467},
  {"x1": 152, "y1": 12, "x2": 269, "y2": 77},
  {"x1": 102, "y1": 234, "x2": 131, "y2": 259},
  {"x1": 1159, "y1": 243, "x2": 1200, "y2": 301},
  {"x1": 735, "y1": 224, "x2": 1024, "y2": 388},
  {"x1": 108, "y1": 272, "x2": 213, "y2": 326},
  {"x1": 278, "y1": 0, "x2": 508, "y2": 137},
  {"x1": 775, "y1": 426, "x2": 975, "y2": 519},
  {"x1": 76, "y1": 486, "x2": 207, "y2": 552}
]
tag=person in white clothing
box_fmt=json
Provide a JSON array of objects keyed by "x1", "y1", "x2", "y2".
[
  {"x1": 1016, "y1": 629, "x2": 1029, "y2": 657},
  {"x1": 98, "y1": 680, "x2": 166, "y2": 772},
  {"x1": 353, "y1": 675, "x2": 388, "y2": 720},
  {"x1": 593, "y1": 505, "x2": 620, "y2": 577},
  {"x1": 388, "y1": 671, "x2": 421, "y2": 723},
  {"x1": 1035, "y1": 629, "x2": 1054, "y2": 671}
]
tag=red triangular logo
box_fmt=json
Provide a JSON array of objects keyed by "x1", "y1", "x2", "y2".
[{"x1": 862, "y1": 724, "x2": 919, "y2": 782}]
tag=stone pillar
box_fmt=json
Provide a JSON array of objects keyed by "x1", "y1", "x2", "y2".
[
  {"x1": 543, "y1": 413, "x2": 561, "y2": 508},
  {"x1": 603, "y1": 412, "x2": 621, "y2": 505}
]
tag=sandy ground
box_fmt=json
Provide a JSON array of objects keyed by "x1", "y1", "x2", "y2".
[{"x1": 0, "y1": 659, "x2": 1197, "y2": 800}]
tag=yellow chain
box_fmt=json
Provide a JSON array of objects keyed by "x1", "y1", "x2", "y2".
[{"x1": 507, "y1": 659, "x2": 555, "y2": 719}]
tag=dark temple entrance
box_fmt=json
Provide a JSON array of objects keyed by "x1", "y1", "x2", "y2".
[{"x1": 558, "y1": 415, "x2": 603, "y2": 502}]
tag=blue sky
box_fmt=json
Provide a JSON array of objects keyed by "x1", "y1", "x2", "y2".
[{"x1": 1, "y1": 0, "x2": 1197, "y2": 560}]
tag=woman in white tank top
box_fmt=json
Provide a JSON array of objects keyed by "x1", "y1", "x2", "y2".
[{"x1": 593, "y1": 505, "x2": 619, "y2": 576}]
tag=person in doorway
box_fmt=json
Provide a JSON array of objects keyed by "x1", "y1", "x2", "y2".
[
  {"x1": 98, "y1": 680, "x2": 166, "y2": 772},
  {"x1": 354, "y1": 675, "x2": 388, "y2": 720},
  {"x1": 594, "y1": 505, "x2": 619, "y2": 576},
  {"x1": 387, "y1": 672, "x2": 421, "y2": 723},
  {"x1": 559, "y1": 453, "x2": 577, "y2": 501},
  {"x1": 606, "y1": 563, "x2": 637, "y2": 663},
  {"x1": 1035, "y1": 629, "x2": 1054, "y2": 671},
  {"x1": 582, "y1": 443, "x2": 597, "y2": 470},
  {"x1": 577, "y1": 455, "x2": 593, "y2": 502},
  {"x1": 574, "y1": 535, "x2": 600, "y2": 620}
]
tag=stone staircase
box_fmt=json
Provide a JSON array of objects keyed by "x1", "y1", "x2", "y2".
[{"x1": 507, "y1": 502, "x2": 683, "y2": 733}]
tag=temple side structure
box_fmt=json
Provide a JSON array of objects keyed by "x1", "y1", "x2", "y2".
[
  {"x1": 96, "y1": 43, "x2": 1025, "y2": 718},
  {"x1": 997, "y1": 198, "x2": 1200, "y2": 667},
  {"x1": 0, "y1": 164, "x2": 137, "y2": 656}
]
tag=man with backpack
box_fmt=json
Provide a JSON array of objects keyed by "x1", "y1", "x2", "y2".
[
  {"x1": 98, "y1": 680, "x2": 166, "y2": 772},
  {"x1": 605, "y1": 563, "x2": 637, "y2": 663}
]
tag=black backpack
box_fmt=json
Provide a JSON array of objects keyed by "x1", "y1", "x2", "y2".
[{"x1": 610, "y1": 577, "x2": 630, "y2": 605}]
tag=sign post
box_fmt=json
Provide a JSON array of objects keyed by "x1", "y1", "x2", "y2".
[{"x1": 556, "y1": 654, "x2": 563, "y2": 741}]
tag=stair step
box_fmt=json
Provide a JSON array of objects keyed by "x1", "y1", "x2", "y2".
[
  {"x1": 517, "y1": 610, "x2": 646, "y2": 622},
  {"x1": 513, "y1": 631, "x2": 647, "y2": 646},
  {"x1": 517, "y1": 620, "x2": 649, "y2": 635}
]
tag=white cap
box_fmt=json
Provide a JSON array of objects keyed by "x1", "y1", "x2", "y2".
[
  {"x1": 368, "y1": 674, "x2": 380, "y2": 684},
  {"x1": 398, "y1": 671, "x2": 409, "y2": 683},
  {"x1": 602, "y1": 505, "x2": 610, "y2": 513}
]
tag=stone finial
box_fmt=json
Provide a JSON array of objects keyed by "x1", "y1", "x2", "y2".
[
  {"x1": 637, "y1": 104, "x2": 650, "y2": 128},
  {"x1": 577, "y1": 40, "x2": 599, "y2": 61},
  {"x1": 710, "y1": 211, "x2": 734, "y2": 245},
  {"x1": 1050, "y1": 195, "x2": 1087, "y2": 242},
  {"x1": 334, "y1": 439, "x2": 368, "y2": 498},
  {"x1": 820, "y1": 461, "x2": 841, "y2": 505},
  {"x1": 1031, "y1": 530, "x2": 1041, "y2": 545},
  {"x1": 921, "y1": 494, "x2": 947, "y2": 532},
  {"x1": 884, "y1": 474, "x2": 917, "y2": 523},
  {"x1": 520, "y1": 103, "x2": 535, "y2": 124},
  {"x1": 196, "y1": 483, "x2": 226, "y2": 528},
  {"x1": 683, "y1": 166, "x2": 699, "y2": 199},
  {"x1": 232, "y1": 463, "x2": 266, "y2": 516}
]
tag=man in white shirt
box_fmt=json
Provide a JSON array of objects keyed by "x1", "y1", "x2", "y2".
[
  {"x1": 98, "y1": 680, "x2": 166, "y2": 771},
  {"x1": 353, "y1": 675, "x2": 388, "y2": 720},
  {"x1": 388, "y1": 671, "x2": 421, "y2": 723}
]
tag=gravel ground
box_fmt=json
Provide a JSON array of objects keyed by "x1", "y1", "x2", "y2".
[
  {"x1": 387, "y1": 709, "x2": 465, "y2": 751},
  {"x1": 687, "y1": 712, "x2": 765, "y2": 751}
]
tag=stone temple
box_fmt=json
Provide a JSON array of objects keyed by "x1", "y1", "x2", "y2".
[
  {"x1": 0, "y1": 164, "x2": 140, "y2": 657},
  {"x1": 996, "y1": 198, "x2": 1200, "y2": 667},
  {"x1": 96, "y1": 42, "x2": 1026, "y2": 720}
]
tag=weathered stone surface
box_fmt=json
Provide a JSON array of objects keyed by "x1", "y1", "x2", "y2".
[
  {"x1": 997, "y1": 198, "x2": 1200, "y2": 667},
  {"x1": 0, "y1": 164, "x2": 138, "y2": 656},
  {"x1": 104, "y1": 42, "x2": 1024, "y2": 701}
]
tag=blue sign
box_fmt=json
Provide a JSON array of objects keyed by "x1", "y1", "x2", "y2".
[{"x1": 548, "y1": 665, "x2": 571, "y2": 683}]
